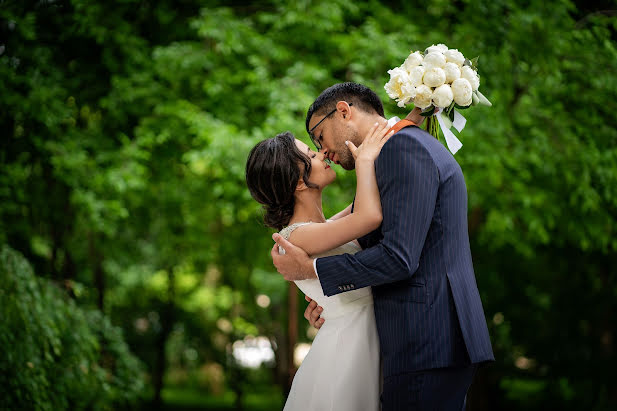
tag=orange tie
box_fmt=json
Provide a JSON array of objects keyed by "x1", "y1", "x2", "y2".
[{"x1": 388, "y1": 119, "x2": 416, "y2": 135}]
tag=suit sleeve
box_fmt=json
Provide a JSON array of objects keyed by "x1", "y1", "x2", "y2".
[
  {"x1": 356, "y1": 230, "x2": 379, "y2": 250},
  {"x1": 351, "y1": 196, "x2": 380, "y2": 250},
  {"x1": 316, "y1": 132, "x2": 439, "y2": 296}
]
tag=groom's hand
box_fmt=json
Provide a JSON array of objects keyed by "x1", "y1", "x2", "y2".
[{"x1": 271, "y1": 233, "x2": 316, "y2": 281}]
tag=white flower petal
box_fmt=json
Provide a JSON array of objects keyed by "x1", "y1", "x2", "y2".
[
  {"x1": 461, "y1": 66, "x2": 480, "y2": 91},
  {"x1": 403, "y1": 52, "x2": 423, "y2": 71},
  {"x1": 414, "y1": 85, "x2": 433, "y2": 109},
  {"x1": 426, "y1": 43, "x2": 448, "y2": 54},
  {"x1": 401, "y1": 83, "x2": 417, "y2": 100},
  {"x1": 408, "y1": 66, "x2": 425, "y2": 86},
  {"x1": 423, "y1": 67, "x2": 446, "y2": 88},
  {"x1": 451, "y1": 78, "x2": 472, "y2": 106},
  {"x1": 384, "y1": 66, "x2": 411, "y2": 99},
  {"x1": 432, "y1": 84, "x2": 454, "y2": 108},
  {"x1": 444, "y1": 49, "x2": 465, "y2": 67},
  {"x1": 444, "y1": 63, "x2": 461, "y2": 84},
  {"x1": 423, "y1": 52, "x2": 447, "y2": 69}
]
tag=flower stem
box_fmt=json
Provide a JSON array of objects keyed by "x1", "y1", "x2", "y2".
[{"x1": 425, "y1": 115, "x2": 440, "y2": 141}]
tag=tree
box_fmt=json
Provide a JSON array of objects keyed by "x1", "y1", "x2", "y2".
[
  {"x1": 0, "y1": 245, "x2": 145, "y2": 410},
  {"x1": 1, "y1": 0, "x2": 615, "y2": 409}
]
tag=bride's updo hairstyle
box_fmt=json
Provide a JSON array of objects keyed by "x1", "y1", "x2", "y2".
[{"x1": 246, "y1": 132, "x2": 319, "y2": 230}]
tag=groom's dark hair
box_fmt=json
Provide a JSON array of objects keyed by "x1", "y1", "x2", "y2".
[{"x1": 305, "y1": 82, "x2": 385, "y2": 133}]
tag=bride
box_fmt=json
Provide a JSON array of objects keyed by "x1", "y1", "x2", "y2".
[{"x1": 245, "y1": 120, "x2": 394, "y2": 411}]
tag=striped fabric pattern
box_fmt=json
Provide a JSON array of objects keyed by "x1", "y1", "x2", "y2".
[{"x1": 316, "y1": 125, "x2": 494, "y2": 378}]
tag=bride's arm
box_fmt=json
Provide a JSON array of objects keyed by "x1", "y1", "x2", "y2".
[
  {"x1": 329, "y1": 203, "x2": 353, "y2": 221},
  {"x1": 287, "y1": 121, "x2": 393, "y2": 256},
  {"x1": 406, "y1": 106, "x2": 425, "y2": 126},
  {"x1": 324, "y1": 108, "x2": 421, "y2": 223}
]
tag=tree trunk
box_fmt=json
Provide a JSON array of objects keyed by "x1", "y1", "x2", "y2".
[
  {"x1": 152, "y1": 267, "x2": 175, "y2": 409},
  {"x1": 231, "y1": 364, "x2": 245, "y2": 411},
  {"x1": 88, "y1": 235, "x2": 105, "y2": 310}
]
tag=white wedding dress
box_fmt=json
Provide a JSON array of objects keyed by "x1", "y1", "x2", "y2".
[{"x1": 280, "y1": 222, "x2": 380, "y2": 411}]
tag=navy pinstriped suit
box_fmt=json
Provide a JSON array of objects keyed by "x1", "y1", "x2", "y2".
[{"x1": 316, "y1": 124, "x2": 494, "y2": 407}]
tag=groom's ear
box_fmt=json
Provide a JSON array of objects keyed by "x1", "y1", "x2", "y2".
[{"x1": 336, "y1": 101, "x2": 352, "y2": 121}]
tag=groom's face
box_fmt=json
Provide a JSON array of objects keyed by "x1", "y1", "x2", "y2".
[{"x1": 308, "y1": 105, "x2": 359, "y2": 170}]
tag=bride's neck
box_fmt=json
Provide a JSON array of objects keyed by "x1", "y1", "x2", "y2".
[{"x1": 289, "y1": 190, "x2": 326, "y2": 224}]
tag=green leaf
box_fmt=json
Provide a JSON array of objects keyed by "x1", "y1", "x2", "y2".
[
  {"x1": 454, "y1": 103, "x2": 470, "y2": 110},
  {"x1": 476, "y1": 90, "x2": 493, "y2": 107},
  {"x1": 421, "y1": 106, "x2": 435, "y2": 116},
  {"x1": 472, "y1": 91, "x2": 480, "y2": 106}
]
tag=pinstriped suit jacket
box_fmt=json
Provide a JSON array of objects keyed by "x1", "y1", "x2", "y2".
[{"x1": 316, "y1": 124, "x2": 494, "y2": 378}]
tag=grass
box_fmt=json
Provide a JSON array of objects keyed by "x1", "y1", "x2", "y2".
[{"x1": 160, "y1": 386, "x2": 284, "y2": 411}]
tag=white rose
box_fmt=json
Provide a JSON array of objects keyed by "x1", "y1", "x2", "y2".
[
  {"x1": 384, "y1": 66, "x2": 410, "y2": 99},
  {"x1": 444, "y1": 62, "x2": 461, "y2": 84},
  {"x1": 422, "y1": 52, "x2": 447, "y2": 69},
  {"x1": 461, "y1": 66, "x2": 480, "y2": 91},
  {"x1": 414, "y1": 85, "x2": 433, "y2": 109},
  {"x1": 403, "y1": 51, "x2": 423, "y2": 71},
  {"x1": 444, "y1": 49, "x2": 465, "y2": 66},
  {"x1": 423, "y1": 67, "x2": 446, "y2": 88},
  {"x1": 426, "y1": 43, "x2": 448, "y2": 54},
  {"x1": 384, "y1": 78, "x2": 400, "y2": 99},
  {"x1": 396, "y1": 84, "x2": 417, "y2": 107},
  {"x1": 432, "y1": 84, "x2": 454, "y2": 108},
  {"x1": 408, "y1": 65, "x2": 425, "y2": 86},
  {"x1": 451, "y1": 78, "x2": 473, "y2": 106},
  {"x1": 401, "y1": 83, "x2": 416, "y2": 101}
]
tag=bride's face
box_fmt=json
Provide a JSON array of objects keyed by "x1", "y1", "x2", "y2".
[{"x1": 294, "y1": 139, "x2": 336, "y2": 188}]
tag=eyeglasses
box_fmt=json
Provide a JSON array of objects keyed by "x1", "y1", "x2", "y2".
[{"x1": 308, "y1": 102, "x2": 353, "y2": 151}]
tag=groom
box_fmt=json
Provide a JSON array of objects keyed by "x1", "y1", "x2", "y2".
[{"x1": 271, "y1": 82, "x2": 493, "y2": 409}]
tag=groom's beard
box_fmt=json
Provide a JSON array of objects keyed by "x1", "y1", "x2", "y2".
[
  {"x1": 338, "y1": 129, "x2": 361, "y2": 170},
  {"x1": 339, "y1": 150, "x2": 355, "y2": 170}
]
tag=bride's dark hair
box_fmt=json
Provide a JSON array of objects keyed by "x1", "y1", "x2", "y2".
[{"x1": 246, "y1": 132, "x2": 319, "y2": 230}]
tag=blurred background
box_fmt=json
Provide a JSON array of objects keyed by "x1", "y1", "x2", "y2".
[{"x1": 1, "y1": 0, "x2": 616, "y2": 410}]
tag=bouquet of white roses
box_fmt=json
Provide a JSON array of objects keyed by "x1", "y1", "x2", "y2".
[{"x1": 384, "y1": 43, "x2": 491, "y2": 154}]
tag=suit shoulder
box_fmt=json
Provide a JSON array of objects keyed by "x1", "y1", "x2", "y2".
[
  {"x1": 387, "y1": 125, "x2": 459, "y2": 167},
  {"x1": 381, "y1": 126, "x2": 438, "y2": 161},
  {"x1": 377, "y1": 128, "x2": 439, "y2": 180}
]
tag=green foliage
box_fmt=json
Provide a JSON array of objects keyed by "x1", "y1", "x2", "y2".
[
  {"x1": 0, "y1": 245, "x2": 145, "y2": 410},
  {"x1": 1, "y1": 0, "x2": 616, "y2": 409}
]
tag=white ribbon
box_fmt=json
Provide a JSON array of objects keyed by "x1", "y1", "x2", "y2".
[
  {"x1": 452, "y1": 110, "x2": 466, "y2": 133},
  {"x1": 435, "y1": 108, "x2": 465, "y2": 155}
]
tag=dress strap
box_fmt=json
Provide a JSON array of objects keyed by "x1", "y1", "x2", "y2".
[{"x1": 279, "y1": 222, "x2": 312, "y2": 240}]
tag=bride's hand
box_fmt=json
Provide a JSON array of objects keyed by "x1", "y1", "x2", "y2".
[
  {"x1": 406, "y1": 106, "x2": 425, "y2": 126},
  {"x1": 345, "y1": 120, "x2": 394, "y2": 162}
]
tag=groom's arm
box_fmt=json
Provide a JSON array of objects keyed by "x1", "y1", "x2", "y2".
[{"x1": 316, "y1": 133, "x2": 439, "y2": 295}]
